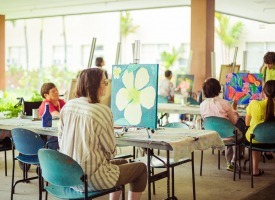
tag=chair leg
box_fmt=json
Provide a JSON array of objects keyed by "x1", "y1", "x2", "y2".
[
  {"x1": 200, "y1": 150, "x2": 203, "y2": 176},
  {"x1": 171, "y1": 167, "x2": 175, "y2": 199},
  {"x1": 38, "y1": 166, "x2": 42, "y2": 200},
  {"x1": 233, "y1": 146, "x2": 236, "y2": 181},
  {"x1": 11, "y1": 148, "x2": 15, "y2": 200},
  {"x1": 238, "y1": 145, "x2": 241, "y2": 179},
  {"x1": 4, "y1": 150, "x2": 7, "y2": 176},
  {"x1": 152, "y1": 168, "x2": 156, "y2": 195},
  {"x1": 250, "y1": 147, "x2": 253, "y2": 188},
  {"x1": 218, "y1": 150, "x2": 220, "y2": 170}
]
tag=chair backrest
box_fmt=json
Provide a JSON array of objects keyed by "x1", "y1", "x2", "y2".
[
  {"x1": 11, "y1": 128, "x2": 45, "y2": 155},
  {"x1": 158, "y1": 95, "x2": 168, "y2": 103},
  {"x1": 38, "y1": 149, "x2": 84, "y2": 187},
  {"x1": 253, "y1": 121, "x2": 275, "y2": 143},
  {"x1": 163, "y1": 122, "x2": 189, "y2": 129},
  {"x1": 187, "y1": 97, "x2": 200, "y2": 105},
  {"x1": 23, "y1": 101, "x2": 42, "y2": 116},
  {"x1": 203, "y1": 116, "x2": 235, "y2": 138}
]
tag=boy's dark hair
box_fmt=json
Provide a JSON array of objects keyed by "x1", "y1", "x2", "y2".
[
  {"x1": 95, "y1": 57, "x2": 104, "y2": 67},
  {"x1": 165, "y1": 70, "x2": 172, "y2": 78},
  {"x1": 202, "y1": 78, "x2": 221, "y2": 98},
  {"x1": 40, "y1": 82, "x2": 56, "y2": 98},
  {"x1": 263, "y1": 52, "x2": 275, "y2": 65}
]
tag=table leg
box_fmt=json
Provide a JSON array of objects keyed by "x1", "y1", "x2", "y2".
[
  {"x1": 147, "y1": 148, "x2": 151, "y2": 200},
  {"x1": 191, "y1": 152, "x2": 196, "y2": 200}
]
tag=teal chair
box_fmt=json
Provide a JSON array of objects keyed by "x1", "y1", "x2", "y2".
[
  {"x1": 158, "y1": 95, "x2": 168, "y2": 103},
  {"x1": 247, "y1": 122, "x2": 275, "y2": 188},
  {"x1": 11, "y1": 128, "x2": 46, "y2": 200},
  {"x1": 163, "y1": 122, "x2": 190, "y2": 128},
  {"x1": 202, "y1": 116, "x2": 242, "y2": 181},
  {"x1": 38, "y1": 149, "x2": 125, "y2": 200}
]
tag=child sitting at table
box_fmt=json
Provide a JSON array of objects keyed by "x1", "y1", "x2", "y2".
[{"x1": 200, "y1": 78, "x2": 245, "y2": 171}]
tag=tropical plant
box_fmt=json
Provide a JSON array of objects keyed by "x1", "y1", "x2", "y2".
[
  {"x1": 160, "y1": 47, "x2": 182, "y2": 70},
  {"x1": 119, "y1": 11, "x2": 139, "y2": 63},
  {"x1": 120, "y1": 11, "x2": 139, "y2": 39},
  {"x1": 215, "y1": 13, "x2": 244, "y2": 63}
]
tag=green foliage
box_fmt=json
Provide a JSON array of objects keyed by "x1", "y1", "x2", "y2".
[
  {"x1": 215, "y1": 13, "x2": 244, "y2": 49},
  {"x1": 29, "y1": 91, "x2": 43, "y2": 102},
  {"x1": 160, "y1": 47, "x2": 182, "y2": 70},
  {"x1": 120, "y1": 11, "x2": 139, "y2": 38},
  {"x1": 0, "y1": 92, "x2": 22, "y2": 118},
  {"x1": 5, "y1": 65, "x2": 77, "y2": 99}
]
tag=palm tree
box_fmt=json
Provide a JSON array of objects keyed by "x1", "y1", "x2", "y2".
[
  {"x1": 215, "y1": 13, "x2": 244, "y2": 63},
  {"x1": 119, "y1": 11, "x2": 139, "y2": 63},
  {"x1": 160, "y1": 47, "x2": 182, "y2": 70}
]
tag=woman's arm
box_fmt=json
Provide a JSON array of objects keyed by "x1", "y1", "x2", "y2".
[{"x1": 245, "y1": 115, "x2": 251, "y2": 126}]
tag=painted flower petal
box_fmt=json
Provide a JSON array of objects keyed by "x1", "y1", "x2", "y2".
[
  {"x1": 140, "y1": 86, "x2": 156, "y2": 109},
  {"x1": 113, "y1": 67, "x2": 121, "y2": 79},
  {"x1": 135, "y1": 67, "x2": 149, "y2": 90},
  {"x1": 124, "y1": 102, "x2": 142, "y2": 125},
  {"x1": 116, "y1": 88, "x2": 130, "y2": 111},
  {"x1": 122, "y1": 70, "x2": 134, "y2": 89}
]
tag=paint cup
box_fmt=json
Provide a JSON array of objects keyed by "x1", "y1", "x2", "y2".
[{"x1": 32, "y1": 109, "x2": 39, "y2": 119}]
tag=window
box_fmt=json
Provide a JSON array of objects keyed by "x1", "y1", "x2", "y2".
[
  {"x1": 7, "y1": 46, "x2": 26, "y2": 68},
  {"x1": 246, "y1": 42, "x2": 275, "y2": 73},
  {"x1": 81, "y1": 45, "x2": 104, "y2": 67},
  {"x1": 52, "y1": 45, "x2": 73, "y2": 67}
]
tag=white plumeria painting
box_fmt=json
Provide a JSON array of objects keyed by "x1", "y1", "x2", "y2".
[{"x1": 111, "y1": 64, "x2": 159, "y2": 129}]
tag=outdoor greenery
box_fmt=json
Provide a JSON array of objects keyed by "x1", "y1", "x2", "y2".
[
  {"x1": 0, "y1": 92, "x2": 22, "y2": 118},
  {"x1": 160, "y1": 47, "x2": 182, "y2": 70},
  {"x1": 215, "y1": 13, "x2": 244, "y2": 63},
  {"x1": 120, "y1": 11, "x2": 139, "y2": 39},
  {"x1": 5, "y1": 65, "x2": 77, "y2": 99}
]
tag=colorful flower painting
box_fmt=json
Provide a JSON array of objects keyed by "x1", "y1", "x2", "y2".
[
  {"x1": 175, "y1": 74, "x2": 194, "y2": 95},
  {"x1": 111, "y1": 64, "x2": 159, "y2": 129},
  {"x1": 224, "y1": 73, "x2": 263, "y2": 105}
]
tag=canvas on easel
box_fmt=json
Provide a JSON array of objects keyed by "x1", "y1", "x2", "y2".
[
  {"x1": 224, "y1": 73, "x2": 263, "y2": 105},
  {"x1": 175, "y1": 74, "x2": 194, "y2": 94},
  {"x1": 111, "y1": 64, "x2": 159, "y2": 129},
  {"x1": 65, "y1": 79, "x2": 77, "y2": 101},
  {"x1": 219, "y1": 65, "x2": 240, "y2": 85}
]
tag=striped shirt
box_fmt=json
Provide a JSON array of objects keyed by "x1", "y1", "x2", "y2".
[{"x1": 58, "y1": 97, "x2": 119, "y2": 191}]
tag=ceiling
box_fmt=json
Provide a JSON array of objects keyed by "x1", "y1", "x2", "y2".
[{"x1": 1, "y1": 0, "x2": 275, "y2": 24}]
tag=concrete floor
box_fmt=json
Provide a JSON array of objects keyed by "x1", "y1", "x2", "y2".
[{"x1": 1, "y1": 147, "x2": 275, "y2": 200}]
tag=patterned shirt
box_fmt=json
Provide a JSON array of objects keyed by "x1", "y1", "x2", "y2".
[
  {"x1": 158, "y1": 78, "x2": 174, "y2": 100},
  {"x1": 200, "y1": 96, "x2": 239, "y2": 125},
  {"x1": 58, "y1": 97, "x2": 119, "y2": 191}
]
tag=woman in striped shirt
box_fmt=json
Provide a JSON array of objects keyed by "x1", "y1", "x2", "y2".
[{"x1": 58, "y1": 68, "x2": 147, "y2": 200}]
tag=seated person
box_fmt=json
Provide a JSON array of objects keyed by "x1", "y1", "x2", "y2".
[
  {"x1": 245, "y1": 80, "x2": 275, "y2": 176},
  {"x1": 200, "y1": 78, "x2": 244, "y2": 172},
  {"x1": 39, "y1": 82, "x2": 66, "y2": 117},
  {"x1": 39, "y1": 82, "x2": 66, "y2": 150},
  {"x1": 158, "y1": 70, "x2": 175, "y2": 124},
  {"x1": 58, "y1": 68, "x2": 147, "y2": 200}
]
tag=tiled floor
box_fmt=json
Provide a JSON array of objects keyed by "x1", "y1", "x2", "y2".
[{"x1": 1, "y1": 147, "x2": 275, "y2": 200}]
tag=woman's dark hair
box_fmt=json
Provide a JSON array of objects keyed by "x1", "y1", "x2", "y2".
[
  {"x1": 75, "y1": 68, "x2": 103, "y2": 103},
  {"x1": 40, "y1": 82, "x2": 56, "y2": 98},
  {"x1": 263, "y1": 80, "x2": 275, "y2": 122},
  {"x1": 202, "y1": 78, "x2": 221, "y2": 98},
  {"x1": 165, "y1": 70, "x2": 172, "y2": 78},
  {"x1": 95, "y1": 57, "x2": 104, "y2": 67},
  {"x1": 263, "y1": 52, "x2": 275, "y2": 65}
]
